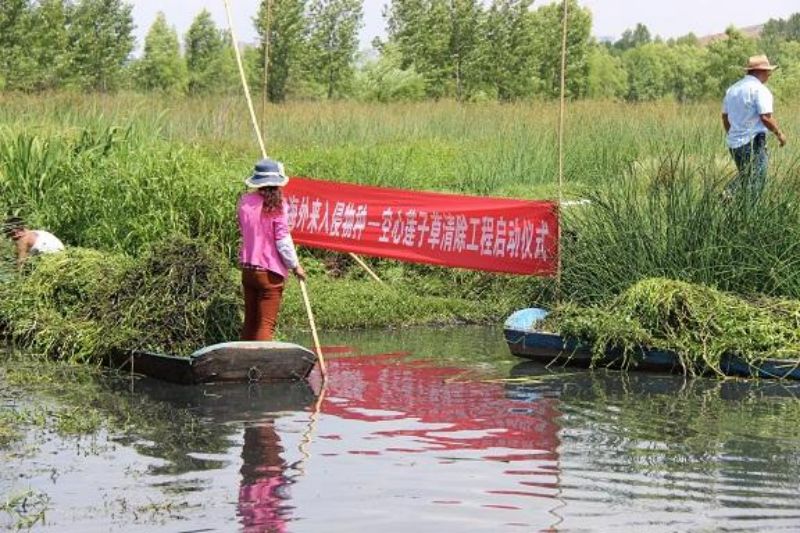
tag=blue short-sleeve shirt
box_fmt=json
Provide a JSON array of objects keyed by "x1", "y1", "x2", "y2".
[{"x1": 722, "y1": 75, "x2": 774, "y2": 149}]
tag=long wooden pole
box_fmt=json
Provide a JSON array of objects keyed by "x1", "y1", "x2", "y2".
[
  {"x1": 300, "y1": 281, "x2": 326, "y2": 377},
  {"x1": 261, "y1": 0, "x2": 272, "y2": 134},
  {"x1": 348, "y1": 253, "x2": 385, "y2": 285},
  {"x1": 223, "y1": 0, "x2": 267, "y2": 157},
  {"x1": 223, "y1": 0, "x2": 327, "y2": 379},
  {"x1": 556, "y1": 0, "x2": 569, "y2": 299}
]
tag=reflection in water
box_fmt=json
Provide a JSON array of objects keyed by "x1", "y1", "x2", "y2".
[
  {"x1": 127, "y1": 381, "x2": 316, "y2": 532},
  {"x1": 239, "y1": 423, "x2": 290, "y2": 533},
  {"x1": 86, "y1": 333, "x2": 800, "y2": 531},
  {"x1": 509, "y1": 361, "x2": 800, "y2": 531},
  {"x1": 5, "y1": 327, "x2": 800, "y2": 532},
  {"x1": 296, "y1": 352, "x2": 567, "y2": 531},
  {"x1": 322, "y1": 353, "x2": 560, "y2": 457}
]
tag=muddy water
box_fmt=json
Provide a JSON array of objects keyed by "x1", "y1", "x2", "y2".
[{"x1": 2, "y1": 327, "x2": 800, "y2": 532}]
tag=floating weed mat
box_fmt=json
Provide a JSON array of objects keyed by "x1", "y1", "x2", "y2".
[
  {"x1": 0, "y1": 236, "x2": 240, "y2": 362},
  {"x1": 547, "y1": 278, "x2": 800, "y2": 376}
]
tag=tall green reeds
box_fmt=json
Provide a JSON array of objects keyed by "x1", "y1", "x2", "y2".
[
  {"x1": 0, "y1": 94, "x2": 798, "y2": 316},
  {"x1": 562, "y1": 157, "x2": 800, "y2": 303}
]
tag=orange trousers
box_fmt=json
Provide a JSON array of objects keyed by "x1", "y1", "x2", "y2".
[{"x1": 241, "y1": 269, "x2": 285, "y2": 341}]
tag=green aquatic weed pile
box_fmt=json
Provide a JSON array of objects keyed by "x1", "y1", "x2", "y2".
[
  {"x1": 549, "y1": 278, "x2": 800, "y2": 374},
  {"x1": 0, "y1": 237, "x2": 502, "y2": 362},
  {"x1": 0, "y1": 237, "x2": 240, "y2": 362}
]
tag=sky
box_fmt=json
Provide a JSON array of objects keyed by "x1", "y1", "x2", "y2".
[{"x1": 130, "y1": 0, "x2": 799, "y2": 53}]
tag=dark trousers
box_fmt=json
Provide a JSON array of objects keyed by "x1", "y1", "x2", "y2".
[
  {"x1": 726, "y1": 133, "x2": 768, "y2": 199},
  {"x1": 241, "y1": 269, "x2": 285, "y2": 341}
]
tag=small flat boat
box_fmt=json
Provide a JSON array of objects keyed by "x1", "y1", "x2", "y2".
[
  {"x1": 107, "y1": 341, "x2": 318, "y2": 385},
  {"x1": 504, "y1": 308, "x2": 800, "y2": 380}
]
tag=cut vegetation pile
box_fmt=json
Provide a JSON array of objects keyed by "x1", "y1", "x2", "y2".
[
  {"x1": 548, "y1": 278, "x2": 800, "y2": 375},
  {"x1": 0, "y1": 237, "x2": 240, "y2": 362},
  {"x1": 0, "y1": 236, "x2": 497, "y2": 363}
]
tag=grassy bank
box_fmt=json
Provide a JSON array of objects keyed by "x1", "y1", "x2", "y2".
[{"x1": 1, "y1": 94, "x2": 800, "y2": 360}]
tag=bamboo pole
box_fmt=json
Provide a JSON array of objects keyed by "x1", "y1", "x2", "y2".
[
  {"x1": 556, "y1": 0, "x2": 569, "y2": 299},
  {"x1": 223, "y1": 0, "x2": 267, "y2": 157},
  {"x1": 261, "y1": 0, "x2": 272, "y2": 134},
  {"x1": 300, "y1": 280, "x2": 327, "y2": 378},
  {"x1": 348, "y1": 252, "x2": 385, "y2": 285},
  {"x1": 223, "y1": 0, "x2": 327, "y2": 379}
]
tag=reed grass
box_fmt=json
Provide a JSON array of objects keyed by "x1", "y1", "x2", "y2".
[
  {"x1": 561, "y1": 164, "x2": 800, "y2": 302},
  {"x1": 1, "y1": 93, "x2": 799, "y2": 341}
]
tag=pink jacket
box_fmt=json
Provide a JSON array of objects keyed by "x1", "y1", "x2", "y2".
[{"x1": 237, "y1": 192, "x2": 298, "y2": 277}]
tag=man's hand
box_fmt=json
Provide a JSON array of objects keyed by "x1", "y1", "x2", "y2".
[{"x1": 761, "y1": 114, "x2": 786, "y2": 147}]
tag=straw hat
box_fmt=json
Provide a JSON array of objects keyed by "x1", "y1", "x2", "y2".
[
  {"x1": 245, "y1": 158, "x2": 289, "y2": 188},
  {"x1": 744, "y1": 55, "x2": 778, "y2": 72}
]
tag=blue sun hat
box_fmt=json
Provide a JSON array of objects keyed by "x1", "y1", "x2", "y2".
[{"x1": 245, "y1": 158, "x2": 289, "y2": 188}]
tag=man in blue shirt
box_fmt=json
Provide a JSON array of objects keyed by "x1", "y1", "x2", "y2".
[{"x1": 722, "y1": 55, "x2": 787, "y2": 199}]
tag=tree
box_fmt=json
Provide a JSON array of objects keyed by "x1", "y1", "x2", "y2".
[
  {"x1": 0, "y1": 0, "x2": 37, "y2": 91},
  {"x1": 136, "y1": 12, "x2": 186, "y2": 93},
  {"x1": 385, "y1": 0, "x2": 452, "y2": 98},
  {"x1": 185, "y1": 10, "x2": 236, "y2": 94},
  {"x1": 623, "y1": 42, "x2": 672, "y2": 101},
  {"x1": 479, "y1": 0, "x2": 537, "y2": 101},
  {"x1": 614, "y1": 23, "x2": 652, "y2": 52},
  {"x1": 531, "y1": 0, "x2": 593, "y2": 99},
  {"x1": 384, "y1": 0, "x2": 427, "y2": 72},
  {"x1": 68, "y1": 0, "x2": 135, "y2": 91},
  {"x1": 586, "y1": 44, "x2": 627, "y2": 99},
  {"x1": 760, "y1": 13, "x2": 800, "y2": 58},
  {"x1": 353, "y1": 43, "x2": 426, "y2": 101},
  {"x1": 705, "y1": 27, "x2": 757, "y2": 96},
  {"x1": 664, "y1": 44, "x2": 711, "y2": 102},
  {"x1": 448, "y1": 0, "x2": 483, "y2": 100},
  {"x1": 306, "y1": 0, "x2": 363, "y2": 99},
  {"x1": 29, "y1": 0, "x2": 72, "y2": 91},
  {"x1": 673, "y1": 33, "x2": 700, "y2": 47},
  {"x1": 254, "y1": 0, "x2": 307, "y2": 102},
  {"x1": 771, "y1": 40, "x2": 800, "y2": 99}
]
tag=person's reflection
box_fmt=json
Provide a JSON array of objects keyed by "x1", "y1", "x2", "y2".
[{"x1": 238, "y1": 421, "x2": 291, "y2": 532}]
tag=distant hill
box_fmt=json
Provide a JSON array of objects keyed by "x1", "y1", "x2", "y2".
[{"x1": 698, "y1": 24, "x2": 764, "y2": 46}]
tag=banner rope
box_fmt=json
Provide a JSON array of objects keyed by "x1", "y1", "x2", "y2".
[{"x1": 222, "y1": 0, "x2": 326, "y2": 380}]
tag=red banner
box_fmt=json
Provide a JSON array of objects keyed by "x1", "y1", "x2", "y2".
[{"x1": 284, "y1": 177, "x2": 559, "y2": 276}]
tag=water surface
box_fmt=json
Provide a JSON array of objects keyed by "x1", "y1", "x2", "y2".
[{"x1": 2, "y1": 327, "x2": 800, "y2": 531}]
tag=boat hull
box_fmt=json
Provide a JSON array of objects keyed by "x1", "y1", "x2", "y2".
[
  {"x1": 107, "y1": 341, "x2": 317, "y2": 385},
  {"x1": 504, "y1": 309, "x2": 800, "y2": 380}
]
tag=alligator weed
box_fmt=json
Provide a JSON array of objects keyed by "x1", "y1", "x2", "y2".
[
  {"x1": 0, "y1": 235, "x2": 503, "y2": 362},
  {"x1": 0, "y1": 237, "x2": 239, "y2": 362},
  {"x1": 549, "y1": 278, "x2": 800, "y2": 375}
]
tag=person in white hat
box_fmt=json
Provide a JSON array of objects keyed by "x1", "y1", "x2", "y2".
[
  {"x1": 721, "y1": 55, "x2": 787, "y2": 199},
  {"x1": 237, "y1": 158, "x2": 306, "y2": 341}
]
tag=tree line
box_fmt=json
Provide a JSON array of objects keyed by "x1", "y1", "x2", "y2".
[{"x1": 1, "y1": 0, "x2": 799, "y2": 102}]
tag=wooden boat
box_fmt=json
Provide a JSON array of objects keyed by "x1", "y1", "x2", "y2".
[
  {"x1": 504, "y1": 308, "x2": 800, "y2": 380},
  {"x1": 106, "y1": 341, "x2": 318, "y2": 385}
]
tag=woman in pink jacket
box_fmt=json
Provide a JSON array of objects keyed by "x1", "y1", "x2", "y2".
[{"x1": 238, "y1": 159, "x2": 306, "y2": 341}]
